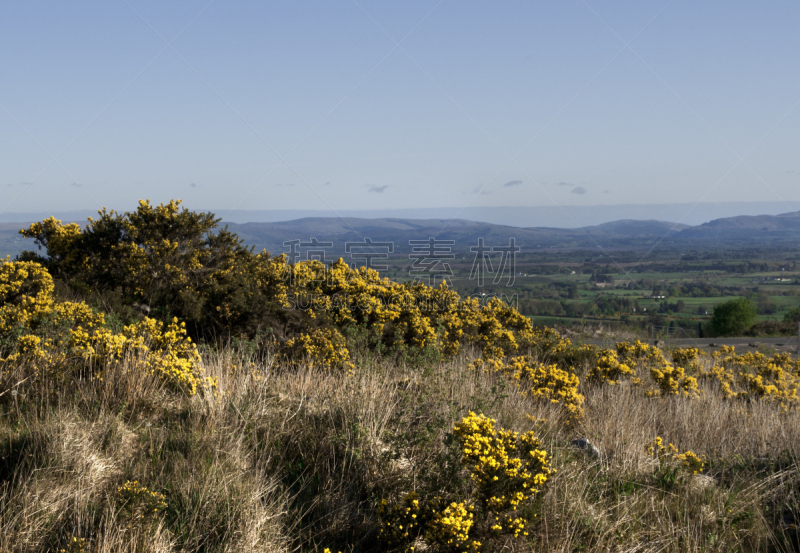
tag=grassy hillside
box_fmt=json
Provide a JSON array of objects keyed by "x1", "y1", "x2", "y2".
[
  {"x1": 2, "y1": 201, "x2": 800, "y2": 552},
  {"x1": 3, "y1": 341, "x2": 800, "y2": 552}
]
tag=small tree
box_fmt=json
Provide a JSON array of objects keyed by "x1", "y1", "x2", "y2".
[
  {"x1": 710, "y1": 298, "x2": 758, "y2": 336},
  {"x1": 784, "y1": 307, "x2": 800, "y2": 324}
]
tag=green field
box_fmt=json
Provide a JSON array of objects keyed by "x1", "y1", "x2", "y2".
[{"x1": 439, "y1": 251, "x2": 800, "y2": 337}]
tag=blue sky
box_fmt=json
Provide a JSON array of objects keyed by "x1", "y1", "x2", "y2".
[{"x1": 1, "y1": 1, "x2": 799, "y2": 217}]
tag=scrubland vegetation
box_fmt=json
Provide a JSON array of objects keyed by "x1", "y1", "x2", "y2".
[{"x1": 2, "y1": 201, "x2": 800, "y2": 552}]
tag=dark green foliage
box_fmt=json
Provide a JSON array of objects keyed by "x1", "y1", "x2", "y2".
[
  {"x1": 18, "y1": 200, "x2": 287, "y2": 342},
  {"x1": 784, "y1": 307, "x2": 800, "y2": 324},
  {"x1": 710, "y1": 298, "x2": 759, "y2": 336}
]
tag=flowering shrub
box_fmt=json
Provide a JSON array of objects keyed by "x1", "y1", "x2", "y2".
[
  {"x1": 117, "y1": 480, "x2": 168, "y2": 521},
  {"x1": 602, "y1": 341, "x2": 702, "y2": 399},
  {"x1": 617, "y1": 340, "x2": 670, "y2": 369},
  {"x1": 516, "y1": 326, "x2": 570, "y2": 360},
  {"x1": 282, "y1": 327, "x2": 354, "y2": 373},
  {"x1": 646, "y1": 437, "x2": 705, "y2": 475},
  {"x1": 701, "y1": 346, "x2": 800, "y2": 409},
  {"x1": 472, "y1": 357, "x2": 584, "y2": 422},
  {"x1": 453, "y1": 412, "x2": 553, "y2": 513},
  {"x1": 671, "y1": 347, "x2": 704, "y2": 370},
  {"x1": 425, "y1": 500, "x2": 479, "y2": 552},
  {"x1": 675, "y1": 451, "x2": 706, "y2": 474},
  {"x1": 441, "y1": 296, "x2": 530, "y2": 359},
  {"x1": 518, "y1": 362, "x2": 584, "y2": 422},
  {"x1": 648, "y1": 365, "x2": 700, "y2": 398},
  {"x1": 645, "y1": 436, "x2": 678, "y2": 459},
  {"x1": 0, "y1": 258, "x2": 208, "y2": 395},
  {"x1": 588, "y1": 349, "x2": 637, "y2": 386},
  {"x1": 379, "y1": 413, "x2": 552, "y2": 552},
  {"x1": 378, "y1": 492, "x2": 423, "y2": 548},
  {"x1": 17, "y1": 201, "x2": 554, "y2": 368},
  {"x1": 59, "y1": 537, "x2": 89, "y2": 553},
  {"x1": 0, "y1": 259, "x2": 55, "y2": 332},
  {"x1": 19, "y1": 201, "x2": 285, "y2": 339}
]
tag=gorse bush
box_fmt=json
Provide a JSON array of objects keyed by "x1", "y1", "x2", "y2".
[
  {"x1": 282, "y1": 327, "x2": 355, "y2": 373},
  {"x1": 701, "y1": 346, "x2": 800, "y2": 409},
  {"x1": 648, "y1": 364, "x2": 700, "y2": 398},
  {"x1": 379, "y1": 413, "x2": 552, "y2": 552},
  {"x1": 646, "y1": 437, "x2": 706, "y2": 475},
  {"x1": 0, "y1": 256, "x2": 208, "y2": 395},
  {"x1": 14, "y1": 200, "x2": 552, "y2": 369},
  {"x1": 117, "y1": 480, "x2": 168, "y2": 522},
  {"x1": 20, "y1": 200, "x2": 289, "y2": 340},
  {"x1": 587, "y1": 349, "x2": 636, "y2": 386}
]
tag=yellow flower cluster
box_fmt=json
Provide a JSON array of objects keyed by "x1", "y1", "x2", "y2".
[
  {"x1": 475, "y1": 357, "x2": 584, "y2": 421},
  {"x1": 443, "y1": 297, "x2": 528, "y2": 359},
  {"x1": 519, "y1": 363, "x2": 584, "y2": 422},
  {"x1": 645, "y1": 436, "x2": 678, "y2": 459},
  {"x1": 516, "y1": 326, "x2": 571, "y2": 360},
  {"x1": 59, "y1": 536, "x2": 89, "y2": 553},
  {"x1": 379, "y1": 413, "x2": 551, "y2": 552},
  {"x1": 378, "y1": 492, "x2": 423, "y2": 548},
  {"x1": 645, "y1": 437, "x2": 706, "y2": 474},
  {"x1": 591, "y1": 341, "x2": 700, "y2": 398},
  {"x1": 20, "y1": 217, "x2": 83, "y2": 270},
  {"x1": 0, "y1": 259, "x2": 208, "y2": 395},
  {"x1": 648, "y1": 364, "x2": 700, "y2": 398},
  {"x1": 616, "y1": 340, "x2": 670, "y2": 367},
  {"x1": 425, "y1": 500, "x2": 480, "y2": 552},
  {"x1": 285, "y1": 258, "x2": 447, "y2": 349},
  {"x1": 671, "y1": 347, "x2": 703, "y2": 369},
  {"x1": 272, "y1": 261, "x2": 558, "y2": 370},
  {"x1": 263, "y1": 258, "x2": 544, "y2": 365},
  {"x1": 675, "y1": 450, "x2": 706, "y2": 474},
  {"x1": 588, "y1": 349, "x2": 637, "y2": 385},
  {"x1": 117, "y1": 480, "x2": 168, "y2": 516},
  {"x1": 702, "y1": 347, "x2": 800, "y2": 408},
  {"x1": 497, "y1": 515, "x2": 527, "y2": 538},
  {"x1": 282, "y1": 327, "x2": 355, "y2": 374},
  {"x1": 0, "y1": 259, "x2": 55, "y2": 332},
  {"x1": 453, "y1": 412, "x2": 553, "y2": 514}
]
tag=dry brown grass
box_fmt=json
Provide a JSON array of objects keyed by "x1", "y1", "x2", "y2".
[{"x1": 0, "y1": 343, "x2": 798, "y2": 552}]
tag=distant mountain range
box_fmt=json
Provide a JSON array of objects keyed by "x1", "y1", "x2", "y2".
[
  {"x1": 227, "y1": 212, "x2": 800, "y2": 254},
  {"x1": 3, "y1": 210, "x2": 800, "y2": 259},
  {"x1": 3, "y1": 201, "x2": 800, "y2": 228}
]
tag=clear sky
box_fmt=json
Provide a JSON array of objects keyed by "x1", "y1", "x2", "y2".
[{"x1": 1, "y1": 1, "x2": 799, "y2": 217}]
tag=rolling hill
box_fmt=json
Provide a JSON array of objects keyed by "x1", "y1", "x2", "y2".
[{"x1": 2, "y1": 210, "x2": 800, "y2": 259}]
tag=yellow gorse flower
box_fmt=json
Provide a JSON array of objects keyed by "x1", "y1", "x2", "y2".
[
  {"x1": 117, "y1": 480, "x2": 168, "y2": 520},
  {"x1": 0, "y1": 259, "x2": 209, "y2": 395},
  {"x1": 646, "y1": 437, "x2": 706, "y2": 474},
  {"x1": 378, "y1": 413, "x2": 551, "y2": 552}
]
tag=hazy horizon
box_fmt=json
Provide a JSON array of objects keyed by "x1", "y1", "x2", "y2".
[{"x1": 2, "y1": 200, "x2": 800, "y2": 230}]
